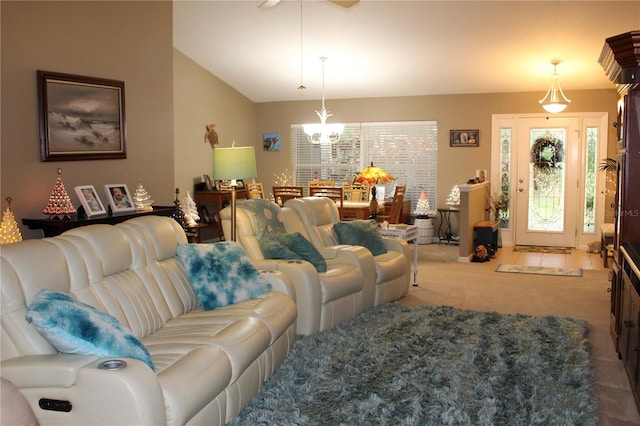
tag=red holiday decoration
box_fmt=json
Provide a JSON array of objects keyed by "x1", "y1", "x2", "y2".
[{"x1": 43, "y1": 168, "x2": 76, "y2": 220}]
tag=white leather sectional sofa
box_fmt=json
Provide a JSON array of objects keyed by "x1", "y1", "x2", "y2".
[
  {"x1": 221, "y1": 198, "x2": 411, "y2": 333},
  {"x1": 0, "y1": 216, "x2": 297, "y2": 425}
]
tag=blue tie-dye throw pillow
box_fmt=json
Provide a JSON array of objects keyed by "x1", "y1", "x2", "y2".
[
  {"x1": 25, "y1": 289, "x2": 154, "y2": 371},
  {"x1": 177, "y1": 242, "x2": 272, "y2": 310}
]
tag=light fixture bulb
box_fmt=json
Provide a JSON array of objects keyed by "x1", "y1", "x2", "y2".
[
  {"x1": 303, "y1": 57, "x2": 344, "y2": 144},
  {"x1": 539, "y1": 62, "x2": 571, "y2": 113}
]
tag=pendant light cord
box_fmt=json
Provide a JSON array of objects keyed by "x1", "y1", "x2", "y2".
[{"x1": 298, "y1": 0, "x2": 306, "y2": 90}]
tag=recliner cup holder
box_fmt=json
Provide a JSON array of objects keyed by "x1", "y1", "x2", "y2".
[{"x1": 98, "y1": 359, "x2": 127, "y2": 370}]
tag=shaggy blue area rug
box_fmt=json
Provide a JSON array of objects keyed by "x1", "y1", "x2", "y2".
[{"x1": 231, "y1": 303, "x2": 596, "y2": 425}]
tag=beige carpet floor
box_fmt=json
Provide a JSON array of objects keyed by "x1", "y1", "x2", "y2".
[{"x1": 399, "y1": 243, "x2": 640, "y2": 426}]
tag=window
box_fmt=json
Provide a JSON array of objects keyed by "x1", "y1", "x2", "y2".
[
  {"x1": 583, "y1": 127, "x2": 598, "y2": 233},
  {"x1": 291, "y1": 121, "x2": 438, "y2": 212}
]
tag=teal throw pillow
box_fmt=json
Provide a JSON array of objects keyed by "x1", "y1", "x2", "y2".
[
  {"x1": 25, "y1": 289, "x2": 154, "y2": 371},
  {"x1": 259, "y1": 237, "x2": 299, "y2": 261},
  {"x1": 177, "y1": 242, "x2": 272, "y2": 309},
  {"x1": 277, "y1": 232, "x2": 327, "y2": 273},
  {"x1": 333, "y1": 220, "x2": 388, "y2": 256}
]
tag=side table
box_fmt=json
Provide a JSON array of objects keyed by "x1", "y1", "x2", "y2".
[
  {"x1": 437, "y1": 207, "x2": 460, "y2": 245},
  {"x1": 379, "y1": 224, "x2": 419, "y2": 286}
]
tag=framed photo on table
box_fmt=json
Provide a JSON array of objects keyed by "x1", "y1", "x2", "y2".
[
  {"x1": 103, "y1": 184, "x2": 136, "y2": 213},
  {"x1": 37, "y1": 70, "x2": 126, "y2": 162},
  {"x1": 74, "y1": 185, "x2": 107, "y2": 217},
  {"x1": 450, "y1": 130, "x2": 479, "y2": 147}
]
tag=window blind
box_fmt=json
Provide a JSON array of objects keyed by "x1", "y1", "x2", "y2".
[{"x1": 291, "y1": 121, "x2": 438, "y2": 213}]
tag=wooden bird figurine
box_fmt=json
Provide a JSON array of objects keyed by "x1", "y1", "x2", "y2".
[{"x1": 205, "y1": 124, "x2": 219, "y2": 149}]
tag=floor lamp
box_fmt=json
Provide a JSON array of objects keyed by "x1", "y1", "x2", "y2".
[{"x1": 213, "y1": 142, "x2": 257, "y2": 241}]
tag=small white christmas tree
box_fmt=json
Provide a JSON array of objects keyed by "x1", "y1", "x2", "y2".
[
  {"x1": 0, "y1": 197, "x2": 23, "y2": 245},
  {"x1": 182, "y1": 191, "x2": 200, "y2": 227},
  {"x1": 415, "y1": 191, "x2": 431, "y2": 218},
  {"x1": 446, "y1": 184, "x2": 460, "y2": 206},
  {"x1": 133, "y1": 181, "x2": 154, "y2": 210}
]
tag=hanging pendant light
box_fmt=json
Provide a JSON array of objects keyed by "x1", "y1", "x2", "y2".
[
  {"x1": 539, "y1": 61, "x2": 571, "y2": 114},
  {"x1": 303, "y1": 57, "x2": 344, "y2": 144}
]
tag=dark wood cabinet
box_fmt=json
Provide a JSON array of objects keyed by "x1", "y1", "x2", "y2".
[
  {"x1": 194, "y1": 190, "x2": 248, "y2": 241},
  {"x1": 601, "y1": 30, "x2": 640, "y2": 412},
  {"x1": 620, "y1": 245, "x2": 640, "y2": 405}
]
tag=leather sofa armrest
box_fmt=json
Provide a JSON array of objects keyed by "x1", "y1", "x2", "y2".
[
  {"x1": 382, "y1": 236, "x2": 411, "y2": 262},
  {"x1": 319, "y1": 245, "x2": 377, "y2": 310},
  {"x1": 257, "y1": 267, "x2": 297, "y2": 301},
  {"x1": 2, "y1": 354, "x2": 166, "y2": 425}
]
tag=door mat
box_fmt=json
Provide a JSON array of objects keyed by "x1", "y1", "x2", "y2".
[
  {"x1": 514, "y1": 245, "x2": 572, "y2": 254},
  {"x1": 496, "y1": 264, "x2": 583, "y2": 277}
]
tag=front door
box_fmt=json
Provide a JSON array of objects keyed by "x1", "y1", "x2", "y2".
[{"x1": 514, "y1": 116, "x2": 580, "y2": 247}]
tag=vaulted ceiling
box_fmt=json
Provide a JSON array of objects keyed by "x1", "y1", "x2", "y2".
[{"x1": 173, "y1": 1, "x2": 640, "y2": 103}]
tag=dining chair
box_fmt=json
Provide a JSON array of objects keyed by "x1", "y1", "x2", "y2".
[
  {"x1": 246, "y1": 182, "x2": 265, "y2": 199},
  {"x1": 342, "y1": 182, "x2": 370, "y2": 202},
  {"x1": 272, "y1": 186, "x2": 304, "y2": 206},
  {"x1": 307, "y1": 180, "x2": 335, "y2": 196},
  {"x1": 309, "y1": 186, "x2": 344, "y2": 219},
  {"x1": 377, "y1": 185, "x2": 406, "y2": 224}
]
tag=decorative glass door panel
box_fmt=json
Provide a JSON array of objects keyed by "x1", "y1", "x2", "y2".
[
  {"x1": 515, "y1": 117, "x2": 579, "y2": 247},
  {"x1": 528, "y1": 129, "x2": 566, "y2": 232}
]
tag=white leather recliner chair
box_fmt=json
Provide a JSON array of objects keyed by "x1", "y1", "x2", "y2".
[
  {"x1": 286, "y1": 196, "x2": 411, "y2": 306},
  {"x1": 220, "y1": 199, "x2": 376, "y2": 335}
]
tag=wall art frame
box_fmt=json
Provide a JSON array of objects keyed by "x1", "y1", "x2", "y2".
[
  {"x1": 103, "y1": 184, "x2": 135, "y2": 213},
  {"x1": 38, "y1": 70, "x2": 127, "y2": 162},
  {"x1": 450, "y1": 129, "x2": 479, "y2": 147},
  {"x1": 74, "y1": 185, "x2": 107, "y2": 217}
]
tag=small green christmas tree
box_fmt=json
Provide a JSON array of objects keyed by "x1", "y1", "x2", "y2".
[{"x1": 171, "y1": 188, "x2": 184, "y2": 226}]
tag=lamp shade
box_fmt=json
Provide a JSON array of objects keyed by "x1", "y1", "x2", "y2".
[
  {"x1": 213, "y1": 144, "x2": 257, "y2": 181},
  {"x1": 355, "y1": 162, "x2": 395, "y2": 184}
]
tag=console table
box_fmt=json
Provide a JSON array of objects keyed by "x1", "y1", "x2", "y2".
[{"x1": 22, "y1": 206, "x2": 175, "y2": 237}]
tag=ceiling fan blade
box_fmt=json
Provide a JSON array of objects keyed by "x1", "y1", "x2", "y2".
[
  {"x1": 327, "y1": 0, "x2": 359, "y2": 8},
  {"x1": 258, "y1": 0, "x2": 280, "y2": 8}
]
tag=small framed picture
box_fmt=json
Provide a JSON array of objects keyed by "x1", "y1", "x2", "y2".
[
  {"x1": 74, "y1": 185, "x2": 107, "y2": 217},
  {"x1": 450, "y1": 129, "x2": 479, "y2": 147},
  {"x1": 198, "y1": 205, "x2": 213, "y2": 224},
  {"x1": 104, "y1": 184, "x2": 136, "y2": 213},
  {"x1": 203, "y1": 174, "x2": 214, "y2": 191},
  {"x1": 236, "y1": 179, "x2": 245, "y2": 188},
  {"x1": 263, "y1": 132, "x2": 280, "y2": 151}
]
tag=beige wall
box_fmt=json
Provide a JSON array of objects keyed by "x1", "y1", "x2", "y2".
[
  {"x1": 173, "y1": 50, "x2": 256, "y2": 199},
  {"x1": 1, "y1": 1, "x2": 621, "y2": 241},
  {"x1": 255, "y1": 90, "x2": 620, "y2": 206},
  {"x1": 1, "y1": 1, "x2": 174, "y2": 239}
]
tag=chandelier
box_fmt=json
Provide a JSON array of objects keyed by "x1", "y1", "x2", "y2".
[
  {"x1": 303, "y1": 57, "x2": 344, "y2": 144},
  {"x1": 539, "y1": 61, "x2": 571, "y2": 114}
]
